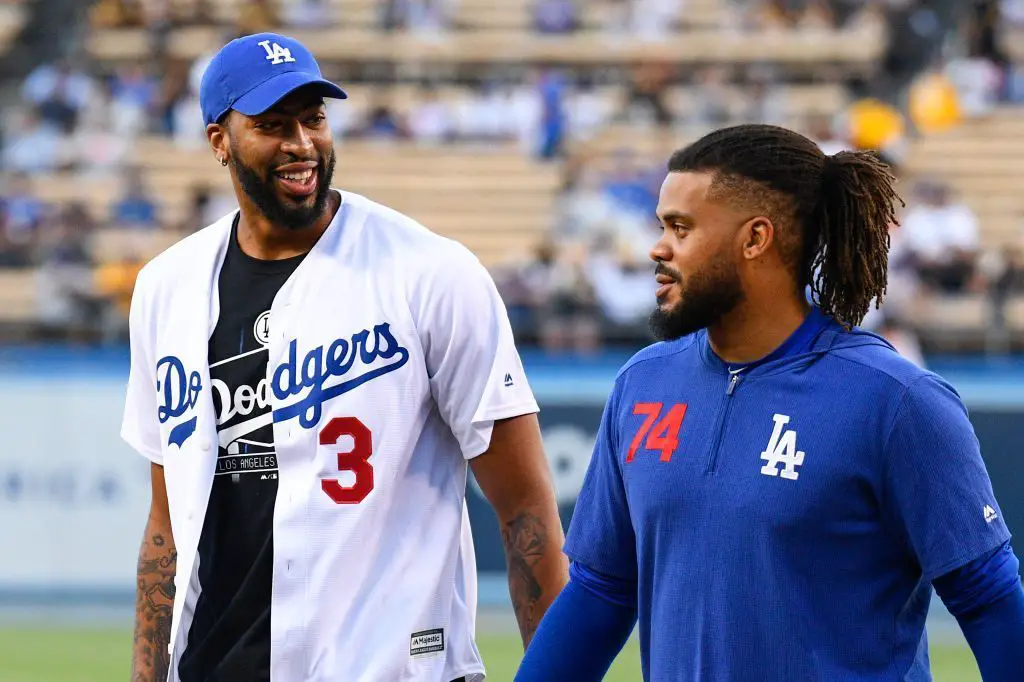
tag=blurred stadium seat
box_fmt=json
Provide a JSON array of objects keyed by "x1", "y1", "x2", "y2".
[{"x1": 0, "y1": 0, "x2": 1022, "y2": 354}]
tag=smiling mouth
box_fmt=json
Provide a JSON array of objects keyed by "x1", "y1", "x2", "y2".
[
  {"x1": 279, "y1": 169, "x2": 313, "y2": 183},
  {"x1": 275, "y1": 167, "x2": 318, "y2": 197}
]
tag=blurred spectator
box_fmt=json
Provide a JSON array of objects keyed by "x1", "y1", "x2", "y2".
[
  {"x1": 0, "y1": 227, "x2": 31, "y2": 268},
  {"x1": 601, "y1": 0, "x2": 679, "y2": 38},
  {"x1": 111, "y1": 170, "x2": 160, "y2": 229},
  {"x1": 742, "y1": 66, "x2": 787, "y2": 126},
  {"x1": 623, "y1": 62, "x2": 673, "y2": 127},
  {"x1": 863, "y1": 215, "x2": 921, "y2": 330},
  {"x1": 183, "y1": 185, "x2": 237, "y2": 232},
  {"x1": 379, "y1": 0, "x2": 405, "y2": 30},
  {"x1": 70, "y1": 79, "x2": 134, "y2": 173},
  {"x1": 93, "y1": 252, "x2": 145, "y2": 342},
  {"x1": 2, "y1": 174, "x2": 46, "y2": 248},
  {"x1": 966, "y1": 0, "x2": 1010, "y2": 76},
  {"x1": 529, "y1": 240, "x2": 601, "y2": 353},
  {"x1": 141, "y1": 0, "x2": 174, "y2": 60},
  {"x1": 901, "y1": 179, "x2": 980, "y2": 293},
  {"x1": 555, "y1": 162, "x2": 621, "y2": 242},
  {"x1": 34, "y1": 215, "x2": 95, "y2": 338},
  {"x1": 587, "y1": 239, "x2": 657, "y2": 338},
  {"x1": 21, "y1": 60, "x2": 93, "y2": 133},
  {"x1": 600, "y1": 0, "x2": 631, "y2": 33},
  {"x1": 629, "y1": 0, "x2": 681, "y2": 38},
  {"x1": 806, "y1": 112, "x2": 847, "y2": 155},
  {"x1": 757, "y1": 0, "x2": 835, "y2": 28},
  {"x1": 602, "y1": 149, "x2": 659, "y2": 222},
  {"x1": 406, "y1": 0, "x2": 454, "y2": 33},
  {"x1": 844, "y1": 96, "x2": 905, "y2": 156},
  {"x1": 565, "y1": 77, "x2": 616, "y2": 143},
  {"x1": 356, "y1": 103, "x2": 409, "y2": 141},
  {"x1": 283, "y1": 0, "x2": 335, "y2": 28},
  {"x1": 154, "y1": 57, "x2": 192, "y2": 138},
  {"x1": 408, "y1": 85, "x2": 455, "y2": 144},
  {"x1": 907, "y1": 65, "x2": 964, "y2": 134},
  {"x1": 2, "y1": 109, "x2": 67, "y2": 175},
  {"x1": 63, "y1": 202, "x2": 99, "y2": 240},
  {"x1": 503, "y1": 79, "x2": 545, "y2": 152},
  {"x1": 533, "y1": 0, "x2": 579, "y2": 33},
  {"x1": 90, "y1": 0, "x2": 145, "y2": 28},
  {"x1": 945, "y1": 55, "x2": 1003, "y2": 118},
  {"x1": 689, "y1": 66, "x2": 732, "y2": 126},
  {"x1": 379, "y1": 0, "x2": 453, "y2": 33},
  {"x1": 454, "y1": 80, "x2": 515, "y2": 142},
  {"x1": 1002, "y1": 0, "x2": 1024, "y2": 27},
  {"x1": 877, "y1": 316, "x2": 926, "y2": 366},
  {"x1": 237, "y1": 0, "x2": 280, "y2": 35},
  {"x1": 110, "y1": 64, "x2": 160, "y2": 136},
  {"x1": 989, "y1": 240, "x2": 1024, "y2": 336},
  {"x1": 877, "y1": 0, "x2": 946, "y2": 99},
  {"x1": 325, "y1": 96, "x2": 359, "y2": 139},
  {"x1": 534, "y1": 70, "x2": 568, "y2": 159}
]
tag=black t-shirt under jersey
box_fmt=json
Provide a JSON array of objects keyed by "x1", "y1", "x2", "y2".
[{"x1": 178, "y1": 218, "x2": 305, "y2": 682}]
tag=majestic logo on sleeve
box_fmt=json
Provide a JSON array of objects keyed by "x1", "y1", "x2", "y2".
[
  {"x1": 759, "y1": 413, "x2": 805, "y2": 480},
  {"x1": 156, "y1": 356, "x2": 203, "y2": 448}
]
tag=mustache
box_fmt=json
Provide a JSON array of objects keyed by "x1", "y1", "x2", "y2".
[
  {"x1": 269, "y1": 154, "x2": 323, "y2": 169},
  {"x1": 655, "y1": 263, "x2": 681, "y2": 282}
]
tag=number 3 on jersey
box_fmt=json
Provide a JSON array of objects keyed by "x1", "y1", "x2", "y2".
[
  {"x1": 626, "y1": 402, "x2": 687, "y2": 463},
  {"x1": 320, "y1": 417, "x2": 374, "y2": 504}
]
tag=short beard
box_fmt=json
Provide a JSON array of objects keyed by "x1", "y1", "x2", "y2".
[
  {"x1": 649, "y1": 256, "x2": 745, "y2": 341},
  {"x1": 231, "y1": 147, "x2": 336, "y2": 231}
]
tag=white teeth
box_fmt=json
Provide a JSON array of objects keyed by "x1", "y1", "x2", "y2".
[{"x1": 279, "y1": 170, "x2": 313, "y2": 182}]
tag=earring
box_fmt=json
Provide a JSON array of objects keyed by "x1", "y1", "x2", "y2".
[{"x1": 220, "y1": 157, "x2": 228, "y2": 167}]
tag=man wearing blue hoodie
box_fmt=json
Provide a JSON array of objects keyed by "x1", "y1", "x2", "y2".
[{"x1": 516, "y1": 124, "x2": 1024, "y2": 681}]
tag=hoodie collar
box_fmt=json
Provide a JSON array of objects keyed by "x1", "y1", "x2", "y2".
[{"x1": 699, "y1": 307, "x2": 835, "y2": 375}]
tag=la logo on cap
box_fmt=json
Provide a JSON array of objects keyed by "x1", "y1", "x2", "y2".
[{"x1": 258, "y1": 39, "x2": 296, "y2": 65}]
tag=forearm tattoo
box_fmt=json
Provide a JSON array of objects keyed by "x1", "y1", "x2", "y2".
[
  {"x1": 501, "y1": 511, "x2": 549, "y2": 645},
  {"x1": 132, "y1": 532, "x2": 177, "y2": 682}
]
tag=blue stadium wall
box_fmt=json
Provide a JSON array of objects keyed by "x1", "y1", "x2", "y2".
[{"x1": 1, "y1": 347, "x2": 1023, "y2": 605}]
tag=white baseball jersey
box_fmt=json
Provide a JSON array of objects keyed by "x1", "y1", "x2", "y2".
[{"x1": 121, "y1": 190, "x2": 539, "y2": 681}]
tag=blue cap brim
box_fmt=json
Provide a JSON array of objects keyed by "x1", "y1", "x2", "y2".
[{"x1": 231, "y1": 71, "x2": 348, "y2": 118}]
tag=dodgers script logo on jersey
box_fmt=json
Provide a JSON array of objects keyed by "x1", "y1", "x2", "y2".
[
  {"x1": 270, "y1": 322, "x2": 410, "y2": 428},
  {"x1": 156, "y1": 322, "x2": 411, "y2": 446},
  {"x1": 157, "y1": 356, "x2": 203, "y2": 447}
]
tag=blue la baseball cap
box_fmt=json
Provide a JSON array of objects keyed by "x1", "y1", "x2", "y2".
[{"x1": 199, "y1": 32, "x2": 347, "y2": 126}]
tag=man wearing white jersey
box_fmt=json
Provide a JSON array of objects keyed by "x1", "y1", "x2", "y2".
[{"x1": 122, "y1": 33, "x2": 568, "y2": 682}]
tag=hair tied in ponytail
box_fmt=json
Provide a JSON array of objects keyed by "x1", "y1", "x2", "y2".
[{"x1": 819, "y1": 153, "x2": 844, "y2": 195}]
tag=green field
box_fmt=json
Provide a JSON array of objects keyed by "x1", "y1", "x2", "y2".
[{"x1": 0, "y1": 628, "x2": 980, "y2": 681}]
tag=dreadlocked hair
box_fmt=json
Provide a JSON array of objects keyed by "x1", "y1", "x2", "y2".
[{"x1": 667, "y1": 124, "x2": 903, "y2": 329}]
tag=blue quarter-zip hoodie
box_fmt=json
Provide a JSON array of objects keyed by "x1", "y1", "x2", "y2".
[{"x1": 519, "y1": 307, "x2": 1019, "y2": 681}]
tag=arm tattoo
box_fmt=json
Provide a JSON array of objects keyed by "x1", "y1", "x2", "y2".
[
  {"x1": 501, "y1": 511, "x2": 548, "y2": 645},
  {"x1": 131, "y1": 531, "x2": 177, "y2": 682}
]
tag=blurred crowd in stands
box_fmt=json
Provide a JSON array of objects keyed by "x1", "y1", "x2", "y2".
[{"x1": 0, "y1": 0, "x2": 1022, "y2": 360}]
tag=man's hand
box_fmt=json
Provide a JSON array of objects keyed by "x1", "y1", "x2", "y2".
[{"x1": 470, "y1": 413, "x2": 569, "y2": 647}]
